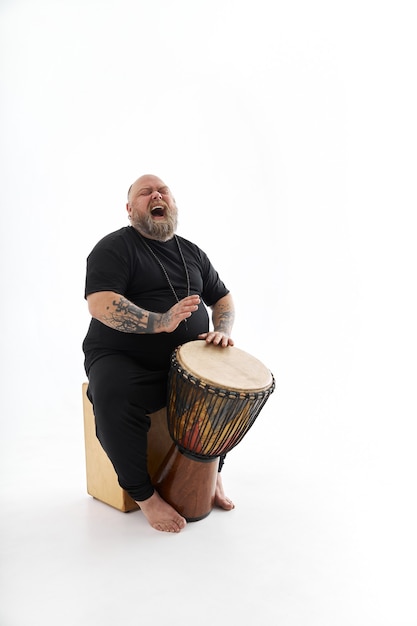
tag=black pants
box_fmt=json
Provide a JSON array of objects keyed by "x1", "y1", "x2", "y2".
[{"x1": 86, "y1": 353, "x2": 225, "y2": 502}]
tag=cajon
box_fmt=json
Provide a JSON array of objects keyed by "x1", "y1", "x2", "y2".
[{"x1": 82, "y1": 383, "x2": 172, "y2": 512}]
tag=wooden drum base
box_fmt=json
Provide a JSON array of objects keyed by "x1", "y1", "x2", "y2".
[{"x1": 153, "y1": 446, "x2": 219, "y2": 522}]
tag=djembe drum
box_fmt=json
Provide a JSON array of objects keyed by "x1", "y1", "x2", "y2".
[{"x1": 153, "y1": 340, "x2": 275, "y2": 521}]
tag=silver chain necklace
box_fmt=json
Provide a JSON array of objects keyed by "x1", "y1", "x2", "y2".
[{"x1": 138, "y1": 233, "x2": 191, "y2": 305}]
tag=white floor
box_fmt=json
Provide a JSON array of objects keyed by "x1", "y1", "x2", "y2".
[{"x1": 1, "y1": 362, "x2": 416, "y2": 626}]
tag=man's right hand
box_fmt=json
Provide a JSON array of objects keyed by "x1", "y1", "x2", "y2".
[{"x1": 158, "y1": 295, "x2": 201, "y2": 333}]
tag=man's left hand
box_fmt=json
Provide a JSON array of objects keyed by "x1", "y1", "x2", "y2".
[{"x1": 198, "y1": 332, "x2": 234, "y2": 347}]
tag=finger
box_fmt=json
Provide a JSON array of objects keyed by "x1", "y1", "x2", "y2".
[
  {"x1": 173, "y1": 303, "x2": 198, "y2": 318},
  {"x1": 216, "y1": 334, "x2": 233, "y2": 347},
  {"x1": 206, "y1": 332, "x2": 221, "y2": 345},
  {"x1": 181, "y1": 295, "x2": 200, "y2": 305},
  {"x1": 199, "y1": 332, "x2": 214, "y2": 343}
]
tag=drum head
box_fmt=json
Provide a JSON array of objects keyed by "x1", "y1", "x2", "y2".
[{"x1": 176, "y1": 340, "x2": 273, "y2": 393}]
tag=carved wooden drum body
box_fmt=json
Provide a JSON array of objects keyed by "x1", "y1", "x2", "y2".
[{"x1": 153, "y1": 340, "x2": 275, "y2": 521}]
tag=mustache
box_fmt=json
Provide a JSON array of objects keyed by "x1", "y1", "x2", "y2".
[{"x1": 149, "y1": 199, "x2": 170, "y2": 211}]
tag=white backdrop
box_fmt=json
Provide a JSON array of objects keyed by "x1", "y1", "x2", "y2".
[{"x1": 1, "y1": 0, "x2": 416, "y2": 623}]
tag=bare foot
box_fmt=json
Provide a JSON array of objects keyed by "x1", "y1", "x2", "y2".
[
  {"x1": 214, "y1": 473, "x2": 235, "y2": 511},
  {"x1": 136, "y1": 491, "x2": 187, "y2": 533}
]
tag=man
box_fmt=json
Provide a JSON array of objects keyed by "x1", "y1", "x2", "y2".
[{"x1": 83, "y1": 174, "x2": 235, "y2": 533}]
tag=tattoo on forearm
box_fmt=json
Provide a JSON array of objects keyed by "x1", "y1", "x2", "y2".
[
  {"x1": 101, "y1": 296, "x2": 160, "y2": 334},
  {"x1": 214, "y1": 309, "x2": 235, "y2": 334}
]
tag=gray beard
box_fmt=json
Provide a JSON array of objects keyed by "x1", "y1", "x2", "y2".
[{"x1": 131, "y1": 212, "x2": 177, "y2": 242}]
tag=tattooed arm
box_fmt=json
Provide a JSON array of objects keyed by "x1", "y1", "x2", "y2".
[
  {"x1": 198, "y1": 293, "x2": 235, "y2": 347},
  {"x1": 87, "y1": 291, "x2": 200, "y2": 334}
]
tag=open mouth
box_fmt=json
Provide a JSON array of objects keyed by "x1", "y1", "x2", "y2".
[{"x1": 150, "y1": 205, "x2": 166, "y2": 218}]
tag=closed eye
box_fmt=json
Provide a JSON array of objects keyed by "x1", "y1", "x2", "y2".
[{"x1": 138, "y1": 187, "x2": 152, "y2": 196}]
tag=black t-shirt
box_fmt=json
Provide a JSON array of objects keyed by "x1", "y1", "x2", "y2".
[{"x1": 82, "y1": 226, "x2": 229, "y2": 372}]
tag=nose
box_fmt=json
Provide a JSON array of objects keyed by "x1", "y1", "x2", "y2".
[{"x1": 151, "y1": 190, "x2": 162, "y2": 200}]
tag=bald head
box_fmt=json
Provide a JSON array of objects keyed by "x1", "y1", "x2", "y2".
[{"x1": 127, "y1": 174, "x2": 169, "y2": 204}]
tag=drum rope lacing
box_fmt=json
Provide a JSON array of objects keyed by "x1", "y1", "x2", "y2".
[{"x1": 167, "y1": 351, "x2": 276, "y2": 461}]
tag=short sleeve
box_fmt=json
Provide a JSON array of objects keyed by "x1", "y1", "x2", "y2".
[{"x1": 84, "y1": 232, "x2": 131, "y2": 298}]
